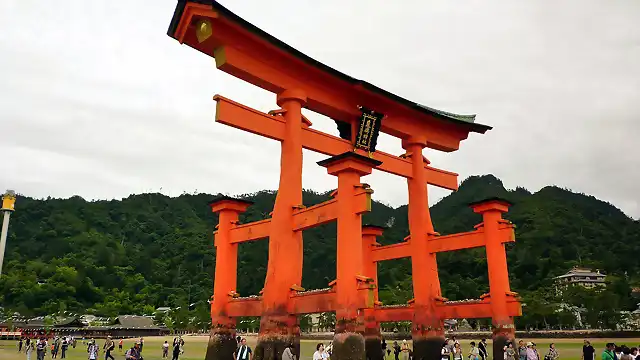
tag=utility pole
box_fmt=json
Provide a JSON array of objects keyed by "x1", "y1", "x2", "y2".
[{"x1": 0, "y1": 190, "x2": 17, "y2": 277}]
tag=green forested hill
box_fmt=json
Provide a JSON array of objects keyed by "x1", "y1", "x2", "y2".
[{"x1": 1, "y1": 175, "x2": 638, "y2": 327}]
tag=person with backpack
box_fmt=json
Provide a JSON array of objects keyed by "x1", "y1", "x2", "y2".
[
  {"x1": 103, "y1": 336, "x2": 115, "y2": 360},
  {"x1": 125, "y1": 342, "x2": 142, "y2": 360}
]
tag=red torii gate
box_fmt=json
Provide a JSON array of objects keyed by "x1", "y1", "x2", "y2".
[{"x1": 167, "y1": 2, "x2": 521, "y2": 360}]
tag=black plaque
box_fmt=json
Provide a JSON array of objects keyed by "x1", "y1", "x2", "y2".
[{"x1": 354, "y1": 107, "x2": 384, "y2": 152}]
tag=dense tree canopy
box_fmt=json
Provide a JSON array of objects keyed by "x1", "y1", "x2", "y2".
[{"x1": 1, "y1": 175, "x2": 638, "y2": 329}]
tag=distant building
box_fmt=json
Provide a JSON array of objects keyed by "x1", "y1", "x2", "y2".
[{"x1": 554, "y1": 267, "x2": 607, "y2": 289}]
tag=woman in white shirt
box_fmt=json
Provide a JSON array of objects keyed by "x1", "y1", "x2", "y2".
[
  {"x1": 452, "y1": 343, "x2": 464, "y2": 360},
  {"x1": 313, "y1": 344, "x2": 325, "y2": 360},
  {"x1": 468, "y1": 342, "x2": 480, "y2": 360}
]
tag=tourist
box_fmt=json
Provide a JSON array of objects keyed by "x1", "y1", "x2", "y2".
[
  {"x1": 453, "y1": 343, "x2": 463, "y2": 360},
  {"x1": 630, "y1": 348, "x2": 638, "y2": 360},
  {"x1": 506, "y1": 343, "x2": 516, "y2": 360},
  {"x1": 393, "y1": 341, "x2": 401, "y2": 360},
  {"x1": 104, "y1": 336, "x2": 115, "y2": 360},
  {"x1": 52, "y1": 337, "x2": 60, "y2": 359},
  {"x1": 313, "y1": 343, "x2": 325, "y2": 360},
  {"x1": 163, "y1": 341, "x2": 169, "y2": 358},
  {"x1": 61, "y1": 337, "x2": 68, "y2": 359},
  {"x1": 19, "y1": 337, "x2": 24, "y2": 352},
  {"x1": 36, "y1": 338, "x2": 47, "y2": 360},
  {"x1": 125, "y1": 342, "x2": 142, "y2": 360},
  {"x1": 468, "y1": 342, "x2": 480, "y2": 360},
  {"x1": 322, "y1": 343, "x2": 330, "y2": 360},
  {"x1": 526, "y1": 342, "x2": 537, "y2": 360},
  {"x1": 602, "y1": 344, "x2": 616, "y2": 360},
  {"x1": 87, "y1": 340, "x2": 99, "y2": 360},
  {"x1": 400, "y1": 340, "x2": 411, "y2": 360},
  {"x1": 441, "y1": 341, "x2": 452, "y2": 360},
  {"x1": 382, "y1": 339, "x2": 388, "y2": 359},
  {"x1": 545, "y1": 343, "x2": 559, "y2": 360},
  {"x1": 621, "y1": 347, "x2": 634, "y2": 360},
  {"x1": 139, "y1": 338, "x2": 144, "y2": 353},
  {"x1": 282, "y1": 343, "x2": 296, "y2": 360},
  {"x1": 26, "y1": 337, "x2": 35, "y2": 360},
  {"x1": 616, "y1": 347, "x2": 624, "y2": 360},
  {"x1": 234, "y1": 338, "x2": 252, "y2": 360},
  {"x1": 519, "y1": 341, "x2": 528, "y2": 360},
  {"x1": 479, "y1": 339, "x2": 488, "y2": 360},
  {"x1": 582, "y1": 340, "x2": 595, "y2": 360},
  {"x1": 119, "y1": 339, "x2": 123, "y2": 352},
  {"x1": 172, "y1": 338, "x2": 181, "y2": 360}
]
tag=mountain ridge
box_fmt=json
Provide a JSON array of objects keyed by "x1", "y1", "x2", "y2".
[{"x1": 0, "y1": 174, "x2": 637, "y2": 323}]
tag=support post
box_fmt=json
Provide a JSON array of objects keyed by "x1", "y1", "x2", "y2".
[
  {"x1": 206, "y1": 197, "x2": 252, "y2": 360},
  {"x1": 471, "y1": 198, "x2": 516, "y2": 360},
  {"x1": 318, "y1": 152, "x2": 381, "y2": 360},
  {"x1": 401, "y1": 138, "x2": 443, "y2": 360},
  {"x1": 362, "y1": 226, "x2": 385, "y2": 360},
  {"x1": 257, "y1": 89, "x2": 307, "y2": 360}
]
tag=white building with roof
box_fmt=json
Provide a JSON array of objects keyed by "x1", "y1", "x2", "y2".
[{"x1": 554, "y1": 267, "x2": 606, "y2": 289}]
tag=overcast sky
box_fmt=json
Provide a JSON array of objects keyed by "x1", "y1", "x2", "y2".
[{"x1": 1, "y1": 0, "x2": 639, "y2": 219}]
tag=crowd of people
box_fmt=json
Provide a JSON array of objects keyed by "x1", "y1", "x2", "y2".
[
  {"x1": 14, "y1": 335, "x2": 640, "y2": 360},
  {"x1": 14, "y1": 336, "x2": 186, "y2": 360}
]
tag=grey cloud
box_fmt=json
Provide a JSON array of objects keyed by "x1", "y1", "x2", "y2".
[{"x1": 0, "y1": 0, "x2": 638, "y2": 219}]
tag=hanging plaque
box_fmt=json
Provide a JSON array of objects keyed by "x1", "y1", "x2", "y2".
[{"x1": 354, "y1": 106, "x2": 384, "y2": 152}]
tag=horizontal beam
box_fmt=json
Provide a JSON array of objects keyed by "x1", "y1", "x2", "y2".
[
  {"x1": 371, "y1": 225, "x2": 515, "y2": 262},
  {"x1": 429, "y1": 225, "x2": 515, "y2": 253},
  {"x1": 227, "y1": 297, "x2": 262, "y2": 317},
  {"x1": 215, "y1": 96, "x2": 458, "y2": 190},
  {"x1": 374, "y1": 299, "x2": 521, "y2": 322},
  {"x1": 371, "y1": 242, "x2": 411, "y2": 262},
  {"x1": 229, "y1": 219, "x2": 271, "y2": 244},
  {"x1": 226, "y1": 189, "x2": 371, "y2": 244},
  {"x1": 437, "y1": 299, "x2": 522, "y2": 319},
  {"x1": 291, "y1": 291, "x2": 337, "y2": 314}
]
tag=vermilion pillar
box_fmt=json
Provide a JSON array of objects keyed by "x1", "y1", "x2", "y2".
[
  {"x1": 318, "y1": 152, "x2": 381, "y2": 360},
  {"x1": 258, "y1": 89, "x2": 308, "y2": 360},
  {"x1": 206, "y1": 196, "x2": 252, "y2": 360},
  {"x1": 471, "y1": 198, "x2": 515, "y2": 360},
  {"x1": 401, "y1": 138, "x2": 444, "y2": 360},
  {"x1": 362, "y1": 225, "x2": 385, "y2": 360}
]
